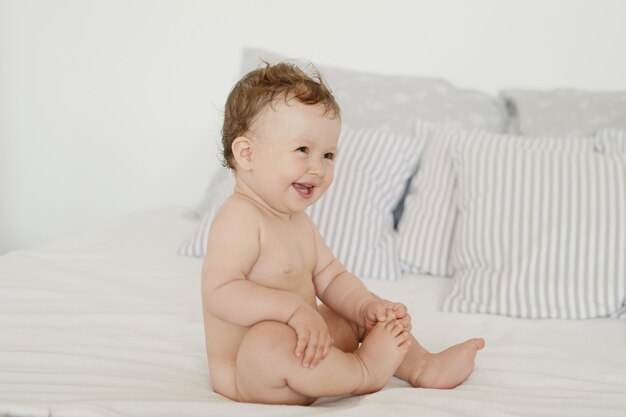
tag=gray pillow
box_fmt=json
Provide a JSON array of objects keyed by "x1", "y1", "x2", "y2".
[
  {"x1": 241, "y1": 48, "x2": 508, "y2": 136},
  {"x1": 502, "y1": 89, "x2": 626, "y2": 137}
]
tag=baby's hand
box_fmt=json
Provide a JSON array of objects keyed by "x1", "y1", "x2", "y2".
[
  {"x1": 286, "y1": 304, "x2": 333, "y2": 368},
  {"x1": 361, "y1": 298, "x2": 412, "y2": 331}
]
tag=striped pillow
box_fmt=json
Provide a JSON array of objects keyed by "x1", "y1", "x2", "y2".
[
  {"x1": 444, "y1": 145, "x2": 626, "y2": 319},
  {"x1": 178, "y1": 170, "x2": 235, "y2": 258},
  {"x1": 397, "y1": 125, "x2": 595, "y2": 277},
  {"x1": 594, "y1": 128, "x2": 626, "y2": 153},
  {"x1": 180, "y1": 126, "x2": 425, "y2": 280}
]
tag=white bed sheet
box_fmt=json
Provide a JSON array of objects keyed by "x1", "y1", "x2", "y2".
[{"x1": 1, "y1": 208, "x2": 625, "y2": 417}]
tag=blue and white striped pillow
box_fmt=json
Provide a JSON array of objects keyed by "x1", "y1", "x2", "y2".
[
  {"x1": 445, "y1": 143, "x2": 626, "y2": 319},
  {"x1": 180, "y1": 126, "x2": 425, "y2": 280}
]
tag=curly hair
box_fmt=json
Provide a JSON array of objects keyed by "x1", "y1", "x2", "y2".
[{"x1": 221, "y1": 61, "x2": 341, "y2": 169}]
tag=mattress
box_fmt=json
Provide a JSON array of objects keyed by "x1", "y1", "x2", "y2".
[{"x1": 1, "y1": 208, "x2": 625, "y2": 417}]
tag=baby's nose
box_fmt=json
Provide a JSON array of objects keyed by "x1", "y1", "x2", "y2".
[{"x1": 308, "y1": 159, "x2": 325, "y2": 176}]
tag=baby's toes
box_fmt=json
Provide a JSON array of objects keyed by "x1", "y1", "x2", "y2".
[
  {"x1": 472, "y1": 338, "x2": 486, "y2": 350},
  {"x1": 398, "y1": 335, "x2": 411, "y2": 352},
  {"x1": 461, "y1": 339, "x2": 484, "y2": 360},
  {"x1": 401, "y1": 341, "x2": 411, "y2": 353},
  {"x1": 397, "y1": 330, "x2": 410, "y2": 345},
  {"x1": 389, "y1": 322, "x2": 405, "y2": 337},
  {"x1": 383, "y1": 319, "x2": 397, "y2": 332}
]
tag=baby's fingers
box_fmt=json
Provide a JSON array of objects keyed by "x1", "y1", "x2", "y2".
[
  {"x1": 322, "y1": 336, "x2": 334, "y2": 358},
  {"x1": 374, "y1": 305, "x2": 388, "y2": 322},
  {"x1": 312, "y1": 339, "x2": 327, "y2": 368},
  {"x1": 310, "y1": 334, "x2": 333, "y2": 368},
  {"x1": 302, "y1": 333, "x2": 319, "y2": 368},
  {"x1": 294, "y1": 330, "x2": 309, "y2": 359}
]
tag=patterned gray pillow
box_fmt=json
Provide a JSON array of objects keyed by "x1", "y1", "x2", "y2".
[
  {"x1": 241, "y1": 48, "x2": 508, "y2": 136},
  {"x1": 502, "y1": 89, "x2": 626, "y2": 137}
]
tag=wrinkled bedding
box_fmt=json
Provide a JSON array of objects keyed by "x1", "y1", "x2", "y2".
[{"x1": 1, "y1": 208, "x2": 625, "y2": 417}]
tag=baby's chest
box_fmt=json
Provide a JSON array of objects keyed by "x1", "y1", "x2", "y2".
[{"x1": 249, "y1": 224, "x2": 316, "y2": 292}]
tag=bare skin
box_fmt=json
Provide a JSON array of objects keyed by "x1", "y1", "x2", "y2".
[
  {"x1": 319, "y1": 304, "x2": 486, "y2": 390},
  {"x1": 235, "y1": 319, "x2": 410, "y2": 405},
  {"x1": 201, "y1": 98, "x2": 485, "y2": 405}
]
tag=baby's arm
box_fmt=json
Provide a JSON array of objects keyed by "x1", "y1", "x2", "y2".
[
  {"x1": 309, "y1": 218, "x2": 410, "y2": 329},
  {"x1": 202, "y1": 198, "x2": 307, "y2": 325},
  {"x1": 202, "y1": 199, "x2": 304, "y2": 327},
  {"x1": 202, "y1": 198, "x2": 332, "y2": 367}
]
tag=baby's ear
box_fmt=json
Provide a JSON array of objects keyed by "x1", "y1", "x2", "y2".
[{"x1": 231, "y1": 136, "x2": 254, "y2": 171}]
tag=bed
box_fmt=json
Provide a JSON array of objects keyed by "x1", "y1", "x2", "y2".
[
  {"x1": 2, "y1": 49, "x2": 626, "y2": 416},
  {"x1": 2, "y1": 208, "x2": 626, "y2": 417}
]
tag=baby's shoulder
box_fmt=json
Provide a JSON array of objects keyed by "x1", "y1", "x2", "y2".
[{"x1": 213, "y1": 194, "x2": 262, "y2": 225}]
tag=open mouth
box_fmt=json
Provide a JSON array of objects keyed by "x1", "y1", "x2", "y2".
[{"x1": 293, "y1": 183, "x2": 314, "y2": 199}]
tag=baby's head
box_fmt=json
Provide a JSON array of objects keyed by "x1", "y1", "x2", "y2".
[{"x1": 221, "y1": 61, "x2": 341, "y2": 170}]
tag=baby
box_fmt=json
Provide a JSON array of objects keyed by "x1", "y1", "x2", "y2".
[{"x1": 201, "y1": 61, "x2": 485, "y2": 405}]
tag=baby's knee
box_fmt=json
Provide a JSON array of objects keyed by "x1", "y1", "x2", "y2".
[
  {"x1": 236, "y1": 322, "x2": 314, "y2": 405},
  {"x1": 240, "y1": 321, "x2": 297, "y2": 362},
  {"x1": 236, "y1": 321, "x2": 302, "y2": 402}
]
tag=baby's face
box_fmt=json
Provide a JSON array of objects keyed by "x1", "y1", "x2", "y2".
[{"x1": 245, "y1": 98, "x2": 341, "y2": 215}]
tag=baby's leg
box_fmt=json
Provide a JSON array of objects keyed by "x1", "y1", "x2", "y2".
[
  {"x1": 235, "y1": 319, "x2": 409, "y2": 405},
  {"x1": 319, "y1": 304, "x2": 485, "y2": 389}
]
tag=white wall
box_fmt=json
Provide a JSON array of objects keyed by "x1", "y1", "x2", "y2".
[{"x1": 1, "y1": 0, "x2": 625, "y2": 254}]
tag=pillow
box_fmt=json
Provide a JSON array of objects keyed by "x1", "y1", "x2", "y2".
[
  {"x1": 397, "y1": 125, "x2": 597, "y2": 277},
  {"x1": 193, "y1": 48, "x2": 508, "y2": 220},
  {"x1": 242, "y1": 48, "x2": 508, "y2": 136},
  {"x1": 180, "y1": 126, "x2": 425, "y2": 280},
  {"x1": 179, "y1": 170, "x2": 235, "y2": 257},
  {"x1": 594, "y1": 128, "x2": 626, "y2": 153},
  {"x1": 502, "y1": 89, "x2": 626, "y2": 137},
  {"x1": 444, "y1": 145, "x2": 626, "y2": 319}
]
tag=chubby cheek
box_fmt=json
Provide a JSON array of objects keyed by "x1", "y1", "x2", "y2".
[
  {"x1": 319, "y1": 169, "x2": 334, "y2": 193},
  {"x1": 325, "y1": 166, "x2": 335, "y2": 186}
]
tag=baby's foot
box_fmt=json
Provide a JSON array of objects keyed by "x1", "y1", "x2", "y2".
[
  {"x1": 412, "y1": 338, "x2": 485, "y2": 389},
  {"x1": 352, "y1": 319, "x2": 410, "y2": 395}
]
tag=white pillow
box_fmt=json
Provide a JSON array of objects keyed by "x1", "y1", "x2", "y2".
[
  {"x1": 444, "y1": 146, "x2": 626, "y2": 319},
  {"x1": 397, "y1": 125, "x2": 597, "y2": 277},
  {"x1": 180, "y1": 126, "x2": 425, "y2": 280}
]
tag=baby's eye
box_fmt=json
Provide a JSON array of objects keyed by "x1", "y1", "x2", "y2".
[
  {"x1": 296, "y1": 146, "x2": 309, "y2": 154},
  {"x1": 324, "y1": 152, "x2": 335, "y2": 160}
]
